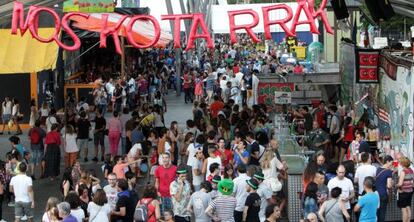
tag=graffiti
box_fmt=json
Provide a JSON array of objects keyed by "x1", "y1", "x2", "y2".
[{"x1": 258, "y1": 82, "x2": 294, "y2": 105}]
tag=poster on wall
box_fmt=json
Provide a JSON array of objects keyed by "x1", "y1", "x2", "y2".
[
  {"x1": 258, "y1": 83, "x2": 294, "y2": 105},
  {"x1": 63, "y1": 0, "x2": 115, "y2": 13},
  {"x1": 355, "y1": 48, "x2": 381, "y2": 83}
]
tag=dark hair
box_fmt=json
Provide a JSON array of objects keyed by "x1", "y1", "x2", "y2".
[
  {"x1": 142, "y1": 185, "x2": 158, "y2": 199},
  {"x1": 117, "y1": 179, "x2": 128, "y2": 191},
  {"x1": 304, "y1": 182, "x2": 318, "y2": 200},
  {"x1": 364, "y1": 176, "x2": 375, "y2": 189},
  {"x1": 237, "y1": 164, "x2": 247, "y2": 174},
  {"x1": 114, "y1": 155, "x2": 123, "y2": 163},
  {"x1": 9, "y1": 136, "x2": 20, "y2": 144},
  {"x1": 18, "y1": 162, "x2": 27, "y2": 173},
  {"x1": 384, "y1": 155, "x2": 394, "y2": 163},
  {"x1": 302, "y1": 106, "x2": 309, "y2": 112},
  {"x1": 361, "y1": 152, "x2": 369, "y2": 163},
  {"x1": 113, "y1": 111, "x2": 119, "y2": 117},
  {"x1": 186, "y1": 119, "x2": 195, "y2": 128},
  {"x1": 209, "y1": 163, "x2": 220, "y2": 174},
  {"x1": 61, "y1": 167, "x2": 73, "y2": 188},
  {"x1": 207, "y1": 130, "x2": 216, "y2": 140},
  {"x1": 265, "y1": 204, "x2": 278, "y2": 218},
  {"x1": 123, "y1": 107, "x2": 129, "y2": 114},
  {"x1": 200, "y1": 181, "x2": 212, "y2": 192},
  {"x1": 79, "y1": 112, "x2": 86, "y2": 119},
  {"x1": 65, "y1": 191, "x2": 81, "y2": 209},
  {"x1": 93, "y1": 189, "x2": 108, "y2": 206},
  {"x1": 77, "y1": 184, "x2": 89, "y2": 197},
  {"x1": 125, "y1": 171, "x2": 135, "y2": 180},
  {"x1": 224, "y1": 164, "x2": 234, "y2": 179},
  {"x1": 35, "y1": 119, "x2": 41, "y2": 127},
  {"x1": 195, "y1": 135, "x2": 205, "y2": 144},
  {"x1": 356, "y1": 131, "x2": 365, "y2": 138},
  {"x1": 330, "y1": 187, "x2": 342, "y2": 198},
  {"x1": 245, "y1": 131, "x2": 254, "y2": 139}
]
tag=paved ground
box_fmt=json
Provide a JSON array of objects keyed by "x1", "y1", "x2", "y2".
[{"x1": 1, "y1": 91, "x2": 192, "y2": 221}]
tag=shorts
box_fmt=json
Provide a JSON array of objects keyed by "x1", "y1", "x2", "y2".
[
  {"x1": 30, "y1": 148, "x2": 43, "y2": 165},
  {"x1": 77, "y1": 139, "x2": 89, "y2": 149},
  {"x1": 397, "y1": 192, "x2": 413, "y2": 208},
  {"x1": 15, "y1": 201, "x2": 34, "y2": 219},
  {"x1": 94, "y1": 132, "x2": 105, "y2": 146},
  {"x1": 2, "y1": 114, "x2": 10, "y2": 122},
  {"x1": 341, "y1": 141, "x2": 351, "y2": 151}
]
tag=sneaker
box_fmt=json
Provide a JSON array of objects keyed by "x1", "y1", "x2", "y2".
[
  {"x1": 92, "y1": 157, "x2": 98, "y2": 162},
  {"x1": 0, "y1": 219, "x2": 8, "y2": 222},
  {"x1": 21, "y1": 215, "x2": 27, "y2": 220},
  {"x1": 7, "y1": 202, "x2": 14, "y2": 207},
  {"x1": 84, "y1": 157, "x2": 88, "y2": 162}
]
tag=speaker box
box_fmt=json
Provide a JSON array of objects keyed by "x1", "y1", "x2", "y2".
[
  {"x1": 330, "y1": 0, "x2": 349, "y2": 20},
  {"x1": 364, "y1": 0, "x2": 395, "y2": 22}
]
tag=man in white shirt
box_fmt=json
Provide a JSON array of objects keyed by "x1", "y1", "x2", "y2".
[
  {"x1": 232, "y1": 165, "x2": 250, "y2": 222},
  {"x1": 254, "y1": 172, "x2": 273, "y2": 222},
  {"x1": 355, "y1": 152, "x2": 377, "y2": 195},
  {"x1": 10, "y1": 162, "x2": 34, "y2": 222},
  {"x1": 327, "y1": 165, "x2": 355, "y2": 212},
  {"x1": 103, "y1": 173, "x2": 118, "y2": 210}
]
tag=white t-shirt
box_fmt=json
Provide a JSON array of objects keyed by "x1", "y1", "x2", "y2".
[
  {"x1": 233, "y1": 173, "x2": 251, "y2": 212},
  {"x1": 71, "y1": 208, "x2": 85, "y2": 222},
  {"x1": 186, "y1": 143, "x2": 200, "y2": 167},
  {"x1": 46, "y1": 116, "x2": 57, "y2": 132},
  {"x1": 327, "y1": 177, "x2": 354, "y2": 209},
  {"x1": 10, "y1": 174, "x2": 32, "y2": 202},
  {"x1": 158, "y1": 142, "x2": 171, "y2": 164},
  {"x1": 355, "y1": 164, "x2": 377, "y2": 194},
  {"x1": 103, "y1": 185, "x2": 118, "y2": 210},
  {"x1": 258, "y1": 183, "x2": 273, "y2": 222},
  {"x1": 88, "y1": 202, "x2": 111, "y2": 222},
  {"x1": 2, "y1": 101, "x2": 12, "y2": 115},
  {"x1": 205, "y1": 156, "x2": 222, "y2": 180},
  {"x1": 128, "y1": 143, "x2": 142, "y2": 158},
  {"x1": 191, "y1": 159, "x2": 204, "y2": 186},
  {"x1": 65, "y1": 133, "x2": 79, "y2": 153}
]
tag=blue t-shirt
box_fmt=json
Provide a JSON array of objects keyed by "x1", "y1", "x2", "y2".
[
  {"x1": 63, "y1": 215, "x2": 78, "y2": 222},
  {"x1": 15, "y1": 144, "x2": 26, "y2": 158},
  {"x1": 234, "y1": 150, "x2": 249, "y2": 167},
  {"x1": 375, "y1": 167, "x2": 392, "y2": 198},
  {"x1": 358, "y1": 192, "x2": 379, "y2": 222}
]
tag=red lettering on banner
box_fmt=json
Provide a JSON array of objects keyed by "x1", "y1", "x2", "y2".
[
  {"x1": 59, "y1": 13, "x2": 90, "y2": 51},
  {"x1": 161, "y1": 14, "x2": 193, "y2": 49},
  {"x1": 228, "y1": 9, "x2": 261, "y2": 44},
  {"x1": 185, "y1": 13, "x2": 214, "y2": 51},
  {"x1": 100, "y1": 14, "x2": 127, "y2": 55},
  {"x1": 290, "y1": 0, "x2": 319, "y2": 35},
  {"x1": 126, "y1": 15, "x2": 161, "y2": 49},
  {"x1": 262, "y1": 4, "x2": 294, "y2": 38}
]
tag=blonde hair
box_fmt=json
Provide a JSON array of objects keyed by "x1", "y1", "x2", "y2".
[
  {"x1": 261, "y1": 150, "x2": 275, "y2": 170},
  {"x1": 400, "y1": 156, "x2": 411, "y2": 168},
  {"x1": 45, "y1": 197, "x2": 59, "y2": 211}
]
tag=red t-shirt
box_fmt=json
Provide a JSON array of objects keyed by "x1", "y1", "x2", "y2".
[
  {"x1": 293, "y1": 65, "x2": 303, "y2": 74},
  {"x1": 154, "y1": 165, "x2": 177, "y2": 197},
  {"x1": 183, "y1": 74, "x2": 192, "y2": 89},
  {"x1": 210, "y1": 101, "x2": 224, "y2": 118},
  {"x1": 316, "y1": 110, "x2": 326, "y2": 129},
  {"x1": 343, "y1": 125, "x2": 355, "y2": 142},
  {"x1": 222, "y1": 149, "x2": 233, "y2": 166},
  {"x1": 233, "y1": 66, "x2": 240, "y2": 74}
]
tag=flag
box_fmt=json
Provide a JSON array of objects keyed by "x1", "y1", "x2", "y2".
[{"x1": 379, "y1": 108, "x2": 390, "y2": 124}]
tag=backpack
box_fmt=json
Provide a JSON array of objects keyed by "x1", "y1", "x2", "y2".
[
  {"x1": 134, "y1": 198, "x2": 153, "y2": 222},
  {"x1": 30, "y1": 128, "x2": 41, "y2": 144}
]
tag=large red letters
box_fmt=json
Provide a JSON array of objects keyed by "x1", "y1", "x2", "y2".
[{"x1": 228, "y1": 9, "x2": 261, "y2": 44}]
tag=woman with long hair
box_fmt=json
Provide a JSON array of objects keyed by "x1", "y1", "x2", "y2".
[
  {"x1": 61, "y1": 167, "x2": 74, "y2": 198},
  {"x1": 137, "y1": 185, "x2": 161, "y2": 222},
  {"x1": 29, "y1": 99, "x2": 37, "y2": 128},
  {"x1": 11, "y1": 98, "x2": 22, "y2": 135},
  {"x1": 397, "y1": 157, "x2": 414, "y2": 222},
  {"x1": 218, "y1": 119, "x2": 231, "y2": 142},
  {"x1": 181, "y1": 132, "x2": 194, "y2": 166},
  {"x1": 87, "y1": 189, "x2": 111, "y2": 222},
  {"x1": 337, "y1": 116, "x2": 354, "y2": 163},
  {"x1": 76, "y1": 170, "x2": 101, "y2": 199},
  {"x1": 303, "y1": 161, "x2": 319, "y2": 192},
  {"x1": 1, "y1": 97, "x2": 12, "y2": 135},
  {"x1": 63, "y1": 125, "x2": 78, "y2": 168},
  {"x1": 42, "y1": 197, "x2": 60, "y2": 222},
  {"x1": 76, "y1": 185, "x2": 89, "y2": 215},
  {"x1": 303, "y1": 182, "x2": 319, "y2": 218},
  {"x1": 108, "y1": 111, "x2": 122, "y2": 157},
  {"x1": 223, "y1": 164, "x2": 235, "y2": 180},
  {"x1": 168, "y1": 121, "x2": 180, "y2": 165},
  {"x1": 44, "y1": 123, "x2": 61, "y2": 181}
]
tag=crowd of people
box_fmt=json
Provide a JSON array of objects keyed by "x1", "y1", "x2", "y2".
[{"x1": 0, "y1": 35, "x2": 413, "y2": 222}]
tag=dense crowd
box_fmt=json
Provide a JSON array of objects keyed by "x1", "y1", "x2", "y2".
[{"x1": 0, "y1": 35, "x2": 413, "y2": 222}]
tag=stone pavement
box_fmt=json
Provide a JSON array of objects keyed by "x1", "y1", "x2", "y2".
[{"x1": 1, "y1": 92, "x2": 192, "y2": 221}]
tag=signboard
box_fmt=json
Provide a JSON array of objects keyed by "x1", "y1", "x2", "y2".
[
  {"x1": 258, "y1": 82, "x2": 294, "y2": 105},
  {"x1": 275, "y1": 91, "x2": 292, "y2": 104},
  {"x1": 63, "y1": 0, "x2": 115, "y2": 13},
  {"x1": 355, "y1": 48, "x2": 380, "y2": 83}
]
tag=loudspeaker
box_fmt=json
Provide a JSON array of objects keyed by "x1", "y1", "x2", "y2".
[
  {"x1": 330, "y1": 0, "x2": 349, "y2": 20},
  {"x1": 364, "y1": 0, "x2": 395, "y2": 22}
]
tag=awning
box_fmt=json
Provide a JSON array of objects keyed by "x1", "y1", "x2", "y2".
[{"x1": 0, "y1": 28, "x2": 59, "y2": 74}]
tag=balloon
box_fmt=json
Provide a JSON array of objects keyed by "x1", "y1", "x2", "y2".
[
  {"x1": 309, "y1": 0, "x2": 334, "y2": 35},
  {"x1": 126, "y1": 15, "x2": 161, "y2": 49},
  {"x1": 185, "y1": 13, "x2": 214, "y2": 51},
  {"x1": 100, "y1": 13, "x2": 128, "y2": 55},
  {"x1": 11, "y1": 2, "x2": 38, "y2": 35},
  {"x1": 262, "y1": 4, "x2": 294, "y2": 38},
  {"x1": 227, "y1": 9, "x2": 260, "y2": 44},
  {"x1": 28, "y1": 7, "x2": 61, "y2": 43},
  {"x1": 161, "y1": 14, "x2": 193, "y2": 48},
  {"x1": 290, "y1": 0, "x2": 319, "y2": 36},
  {"x1": 58, "y1": 12, "x2": 89, "y2": 51}
]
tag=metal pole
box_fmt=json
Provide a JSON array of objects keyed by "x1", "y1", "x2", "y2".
[
  {"x1": 121, "y1": 37, "x2": 125, "y2": 79},
  {"x1": 166, "y1": 0, "x2": 182, "y2": 96}
]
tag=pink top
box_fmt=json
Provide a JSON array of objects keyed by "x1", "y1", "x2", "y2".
[
  {"x1": 113, "y1": 163, "x2": 128, "y2": 179},
  {"x1": 108, "y1": 118, "x2": 122, "y2": 132}
]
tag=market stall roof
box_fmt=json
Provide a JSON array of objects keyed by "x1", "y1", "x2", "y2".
[{"x1": 355, "y1": 0, "x2": 414, "y2": 19}]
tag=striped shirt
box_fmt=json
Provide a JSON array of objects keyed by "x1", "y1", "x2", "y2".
[{"x1": 209, "y1": 195, "x2": 237, "y2": 222}]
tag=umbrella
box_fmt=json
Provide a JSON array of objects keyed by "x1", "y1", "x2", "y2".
[{"x1": 69, "y1": 13, "x2": 172, "y2": 47}]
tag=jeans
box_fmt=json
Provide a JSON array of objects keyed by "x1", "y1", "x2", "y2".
[
  {"x1": 161, "y1": 197, "x2": 172, "y2": 214},
  {"x1": 377, "y1": 196, "x2": 388, "y2": 222},
  {"x1": 234, "y1": 210, "x2": 243, "y2": 222}
]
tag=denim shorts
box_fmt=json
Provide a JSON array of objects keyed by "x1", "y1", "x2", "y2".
[
  {"x1": 2, "y1": 114, "x2": 10, "y2": 122},
  {"x1": 77, "y1": 139, "x2": 89, "y2": 149},
  {"x1": 15, "y1": 201, "x2": 34, "y2": 218},
  {"x1": 30, "y1": 147, "x2": 43, "y2": 165},
  {"x1": 94, "y1": 132, "x2": 105, "y2": 146}
]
